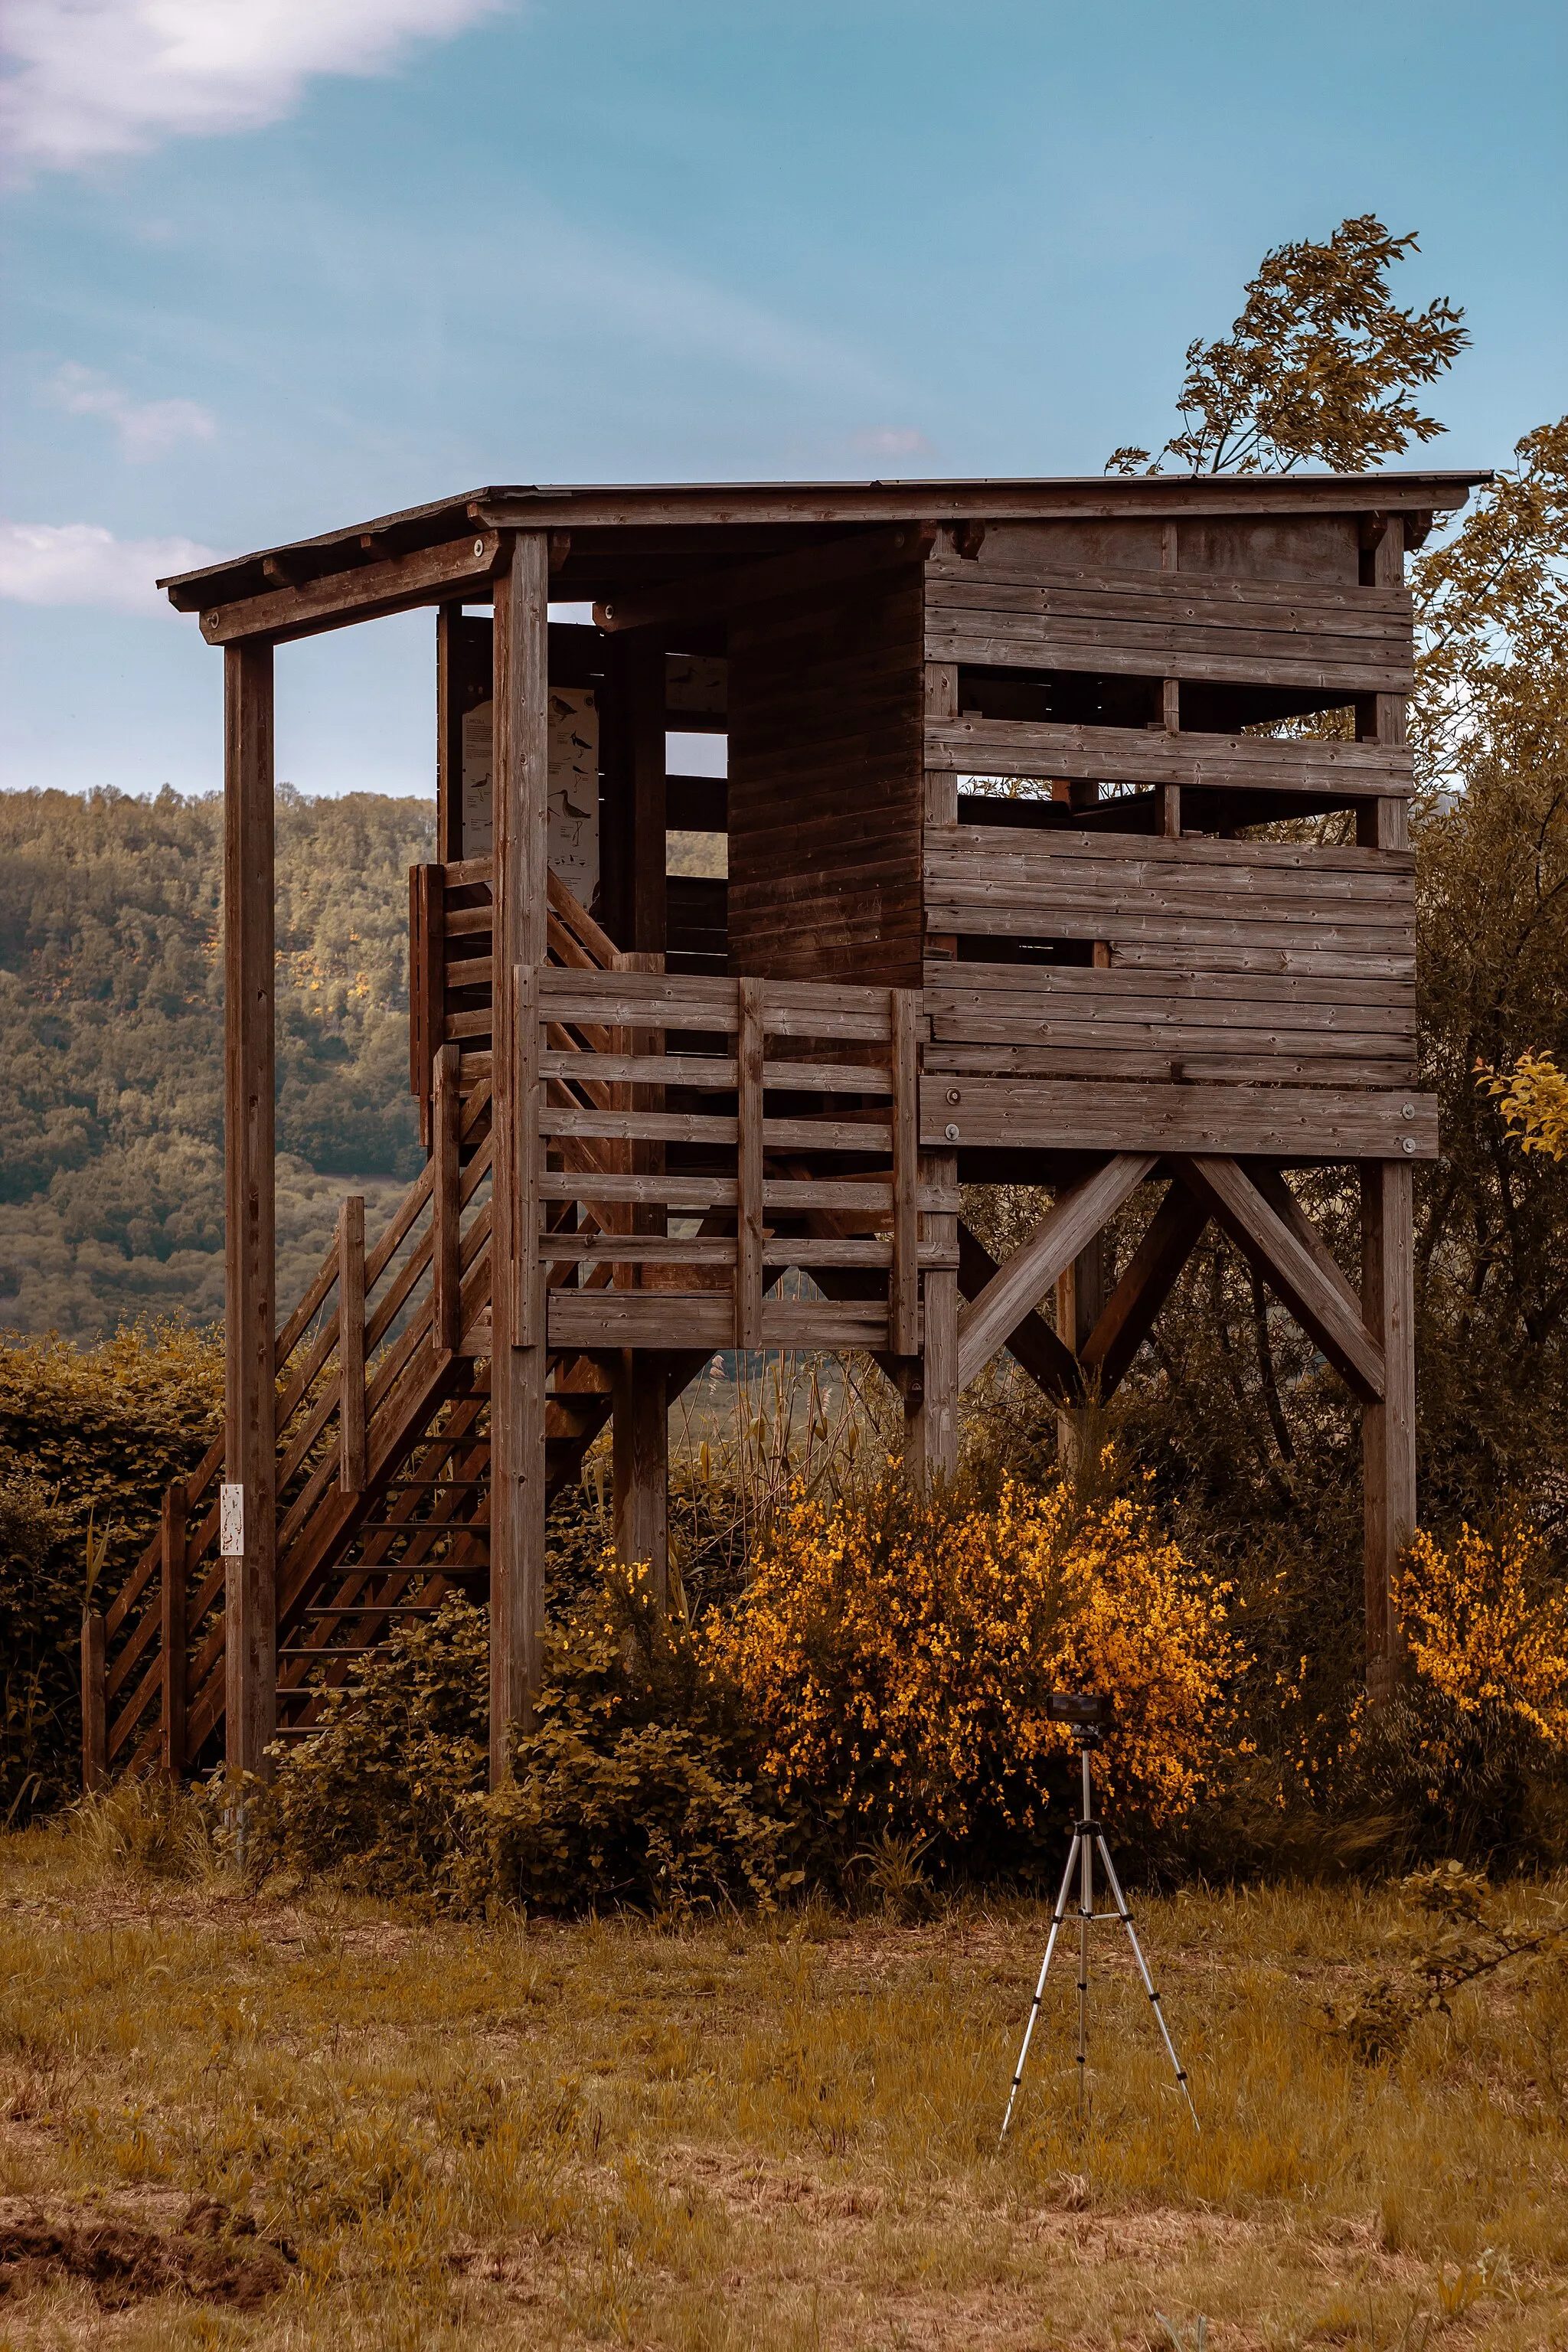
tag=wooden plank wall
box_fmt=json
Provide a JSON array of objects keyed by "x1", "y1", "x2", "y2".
[
  {"x1": 728, "y1": 567, "x2": 924, "y2": 987},
  {"x1": 924, "y1": 828, "x2": 1417, "y2": 1087}
]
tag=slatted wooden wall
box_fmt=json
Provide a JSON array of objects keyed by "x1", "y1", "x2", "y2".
[{"x1": 727, "y1": 567, "x2": 925, "y2": 987}]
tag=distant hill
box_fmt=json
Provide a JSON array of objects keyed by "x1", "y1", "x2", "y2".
[{"x1": 0, "y1": 786, "x2": 435, "y2": 1338}]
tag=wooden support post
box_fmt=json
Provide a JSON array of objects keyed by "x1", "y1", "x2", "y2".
[
  {"x1": 409, "y1": 862, "x2": 446, "y2": 1147},
  {"x1": 432, "y1": 1045, "x2": 461, "y2": 1354},
  {"x1": 81, "y1": 1612, "x2": 106, "y2": 1792},
  {"x1": 629, "y1": 632, "x2": 667, "y2": 956},
  {"x1": 1362, "y1": 1158, "x2": 1415, "y2": 1706},
  {"x1": 613, "y1": 1351, "x2": 668, "y2": 1597},
  {"x1": 223, "y1": 639, "x2": 277, "y2": 1783},
  {"x1": 1357, "y1": 519, "x2": 1408, "y2": 851},
  {"x1": 1055, "y1": 1233, "x2": 1108, "y2": 1468},
  {"x1": 490, "y1": 532, "x2": 550, "y2": 1783},
  {"x1": 161, "y1": 1480, "x2": 188, "y2": 1776},
  {"x1": 1080, "y1": 1183, "x2": 1209, "y2": 1398},
  {"x1": 435, "y1": 601, "x2": 466, "y2": 863},
  {"x1": 736, "y1": 975, "x2": 765, "y2": 1351},
  {"x1": 908, "y1": 1152, "x2": 959, "y2": 1481},
  {"x1": 890, "y1": 988, "x2": 921, "y2": 1357},
  {"x1": 338, "y1": 1195, "x2": 367, "y2": 1491}
]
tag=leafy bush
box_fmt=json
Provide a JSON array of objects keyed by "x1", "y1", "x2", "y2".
[
  {"x1": 250, "y1": 1597, "x2": 489, "y2": 1903},
  {"x1": 256, "y1": 1567, "x2": 787, "y2": 1916},
  {"x1": 704, "y1": 1462, "x2": 1246, "y2": 1877},
  {"x1": 1343, "y1": 1520, "x2": 1568, "y2": 1867},
  {"x1": 0, "y1": 1475, "x2": 75, "y2": 1824},
  {"x1": 479, "y1": 1560, "x2": 786, "y2": 1915},
  {"x1": 0, "y1": 1322, "x2": 223, "y2": 1820}
]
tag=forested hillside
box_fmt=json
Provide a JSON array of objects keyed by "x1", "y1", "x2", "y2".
[{"x1": 0, "y1": 787, "x2": 434, "y2": 1338}]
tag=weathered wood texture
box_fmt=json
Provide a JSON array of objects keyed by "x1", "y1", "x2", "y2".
[
  {"x1": 1363, "y1": 1158, "x2": 1416, "y2": 1702},
  {"x1": 223, "y1": 639, "x2": 278, "y2": 1780},
  {"x1": 924, "y1": 551, "x2": 1412, "y2": 690},
  {"x1": 528, "y1": 967, "x2": 943, "y2": 1353},
  {"x1": 924, "y1": 825, "x2": 1417, "y2": 1086},
  {"x1": 727, "y1": 563, "x2": 925, "y2": 985},
  {"x1": 926, "y1": 1076, "x2": 1436, "y2": 1158},
  {"x1": 927, "y1": 718, "x2": 1412, "y2": 799},
  {"x1": 490, "y1": 534, "x2": 550, "y2": 1779}
]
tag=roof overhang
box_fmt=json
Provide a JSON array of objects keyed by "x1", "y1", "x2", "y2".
[{"x1": 159, "y1": 469, "x2": 1491, "y2": 645}]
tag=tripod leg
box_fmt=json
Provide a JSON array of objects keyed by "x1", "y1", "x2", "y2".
[
  {"x1": 999, "y1": 1835, "x2": 1080, "y2": 2141},
  {"x1": 1095, "y1": 1837, "x2": 1199, "y2": 2130},
  {"x1": 1076, "y1": 1815, "x2": 1093, "y2": 2122}
]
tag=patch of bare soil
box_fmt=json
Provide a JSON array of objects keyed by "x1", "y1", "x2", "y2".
[{"x1": 0, "y1": 2194, "x2": 295, "y2": 2312}]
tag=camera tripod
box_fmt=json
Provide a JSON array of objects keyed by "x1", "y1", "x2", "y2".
[{"x1": 1000, "y1": 1715, "x2": 1198, "y2": 2139}]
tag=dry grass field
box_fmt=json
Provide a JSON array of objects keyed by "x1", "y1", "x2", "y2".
[{"x1": 1, "y1": 1815, "x2": 1566, "y2": 2350}]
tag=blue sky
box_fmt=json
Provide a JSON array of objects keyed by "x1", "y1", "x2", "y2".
[{"x1": 2, "y1": 0, "x2": 1563, "y2": 799}]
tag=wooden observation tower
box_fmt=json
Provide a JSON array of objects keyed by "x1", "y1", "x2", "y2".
[{"x1": 85, "y1": 469, "x2": 1485, "y2": 1793}]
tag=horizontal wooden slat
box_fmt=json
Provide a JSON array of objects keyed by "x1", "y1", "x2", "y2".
[
  {"x1": 926, "y1": 983, "x2": 1413, "y2": 1036},
  {"x1": 926, "y1": 612, "x2": 1410, "y2": 691},
  {"x1": 923, "y1": 1079, "x2": 1438, "y2": 1158},
  {"x1": 538, "y1": 1235, "x2": 956, "y2": 1269},
  {"x1": 541, "y1": 1107, "x2": 892, "y2": 1150},
  {"x1": 539, "y1": 1051, "x2": 898, "y2": 1090},
  {"x1": 926, "y1": 906, "x2": 1413, "y2": 959},
  {"x1": 926, "y1": 567, "x2": 1419, "y2": 639},
  {"x1": 547, "y1": 1291, "x2": 896, "y2": 1349},
  {"x1": 927, "y1": 719, "x2": 1414, "y2": 796},
  {"x1": 925, "y1": 824, "x2": 1414, "y2": 881},
  {"x1": 537, "y1": 1174, "x2": 960, "y2": 1212},
  {"x1": 926, "y1": 1046, "x2": 1415, "y2": 1086},
  {"x1": 925, "y1": 962, "x2": 1415, "y2": 1010},
  {"x1": 924, "y1": 555, "x2": 1413, "y2": 620}
]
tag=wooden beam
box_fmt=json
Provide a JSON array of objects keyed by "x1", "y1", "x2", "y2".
[
  {"x1": 432, "y1": 1049, "x2": 461, "y2": 1354},
  {"x1": 1362, "y1": 1158, "x2": 1415, "y2": 1705},
  {"x1": 956, "y1": 1224, "x2": 1081, "y2": 1402},
  {"x1": 161, "y1": 1481, "x2": 188, "y2": 1776},
  {"x1": 335, "y1": 1195, "x2": 367, "y2": 1494},
  {"x1": 613, "y1": 1352, "x2": 668, "y2": 1602},
  {"x1": 629, "y1": 633, "x2": 667, "y2": 955},
  {"x1": 890, "y1": 988, "x2": 921, "y2": 1356},
  {"x1": 489, "y1": 532, "x2": 550, "y2": 1783},
  {"x1": 927, "y1": 1079, "x2": 1437, "y2": 1160},
  {"x1": 924, "y1": 718, "x2": 1415, "y2": 799},
  {"x1": 1168, "y1": 1155, "x2": 1385, "y2": 1403},
  {"x1": 80, "y1": 1612, "x2": 106, "y2": 1792},
  {"x1": 223, "y1": 639, "x2": 277, "y2": 1782},
  {"x1": 907, "y1": 1153, "x2": 959, "y2": 1480},
  {"x1": 956, "y1": 1155, "x2": 1156, "y2": 1391},
  {"x1": 199, "y1": 532, "x2": 504, "y2": 647},
  {"x1": 1080, "y1": 1182, "x2": 1209, "y2": 1395},
  {"x1": 593, "y1": 522, "x2": 937, "y2": 634},
  {"x1": 736, "y1": 977, "x2": 766, "y2": 1351}
]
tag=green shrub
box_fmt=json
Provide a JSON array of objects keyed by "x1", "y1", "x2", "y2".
[
  {"x1": 0, "y1": 1475, "x2": 76, "y2": 1823},
  {"x1": 478, "y1": 1560, "x2": 788, "y2": 1915},
  {"x1": 256, "y1": 1565, "x2": 789, "y2": 1916},
  {"x1": 250, "y1": 1596, "x2": 489, "y2": 1903}
]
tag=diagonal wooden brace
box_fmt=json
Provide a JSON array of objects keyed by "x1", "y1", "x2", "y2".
[
  {"x1": 956, "y1": 1224, "x2": 1082, "y2": 1403},
  {"x1": 1168, "y1": 1156, "x2": 1385, "y2": 1403},
  {"x1": 955, "y1": 1154, "x2": 1157, "y2": 1393},
  {"x1": 1080, "y1": 1181, "x2": 1210, "y2": 1398}
]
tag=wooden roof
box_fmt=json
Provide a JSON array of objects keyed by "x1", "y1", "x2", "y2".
[{"x1": 158, "y1": 471, "x2": 1491, "y2": 650}]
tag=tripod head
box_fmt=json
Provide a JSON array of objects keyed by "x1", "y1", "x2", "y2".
[{"x1": 1047, "y1": 1690, "x2": 1106, "y2": 1746}]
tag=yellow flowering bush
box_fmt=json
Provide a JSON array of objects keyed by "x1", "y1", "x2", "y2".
[
  {"x1": 1477, "y1": 1049, "x2": 1568, "y2": 1161},
  {"x1": 704, "y1": 1467, "x2": 1245, "y2": 1868},
  {"x1": 1396, "y1": 1522, "x2": 1568, "y2": 1748}
]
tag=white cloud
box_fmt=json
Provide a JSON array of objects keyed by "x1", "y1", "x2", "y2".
[
  {"x1": 1, "y1": 0, "x2": 503, "y2": 176},
  {"x1": 0, "y1": 521, "x2": 218, "y2": 612},
  {"x1": 51, "y1": 363, "x2": 216, "y2": 459}
]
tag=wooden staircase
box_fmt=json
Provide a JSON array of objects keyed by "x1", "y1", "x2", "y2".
[{"x1": 87, "y1": 875, "x2": 632, "y2": 1782}]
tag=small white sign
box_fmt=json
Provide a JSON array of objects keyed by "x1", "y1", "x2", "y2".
[{"x1": 220, "y1": 1483, "x2": 245, "y2": 1559}]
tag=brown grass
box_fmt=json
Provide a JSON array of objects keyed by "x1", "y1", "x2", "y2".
[{"x1": 1, "y1": 1810, "x2": 1565, "y2": 2349}]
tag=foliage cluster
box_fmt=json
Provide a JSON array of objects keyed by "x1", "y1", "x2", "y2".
[
  {"x1": 707, "y1": 1468, "x2": 1243, "y2": 1875},
  {"x1": 0, "y1": 1321, "x2": 223, "y2": 1821},
  {"x1": 1329, "y1": 1859, "x2": 1566, "y2": 2063},
  {"x1": 1108, "y1": 215, "x2": 1467, "y2": 476},
  {"x1": 0, "y1": 784, "x2": 431, "y2": 1337}
]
